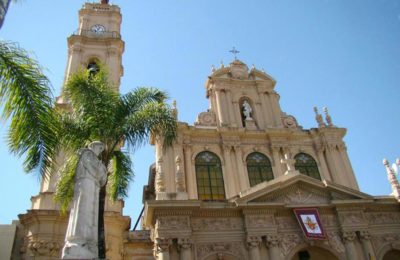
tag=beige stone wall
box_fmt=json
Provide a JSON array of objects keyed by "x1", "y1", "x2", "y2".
[{"x1": 0, "y1": 223, "x2": 17, "y2": 260}]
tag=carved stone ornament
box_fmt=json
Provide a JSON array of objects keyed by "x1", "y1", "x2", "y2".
[
  {"x1": 156, "y1": 216, "x2": 190, "y2": 230},
  {"x1": 175, "y1": 155, "x2": 186, "y2": 192},
  {"x1": 339, "y1": 212, "x2": 365, "y2": 226},
  {"x1": 366, "y1": 212, "x2": 400, "y2": 224},
  {"x1": 28, "y1": 240, "x2": 60, "y2": 256},
  {"x1": 327, "y1": 231, "x2": 346, "y2": 253},
  {"x1": 281, "y1": 113, "x2": 299, "y2": 129},
  {"x1": 229, "y1": 60, "x2": 249, "y2": 79},
  {"x1": 258, "y1": 186, "x2": 330, "y2": 205},
  {"x1": 155, "y1": 158, "x2": 166, "y2": 192},
  {"x1": 247, "y1": 236, "x2": 262, "y2": 248},
  {"x1": 196, "y1": 242, "x2": 246, "y2": 260},
  {"x1": 246, "y1": 214, "x2": 275, "y2": 229},
  {"x1": 155, "y1": 238, "x2": 172, "y2": 253},
  {"x1": 281, "y1": 233, "x2": 302, "y2": 256},
  {"x1": 342, "y1": 231, "x2": 356, "y2": 243},
  {"x1": 266, "y1": 234, "x2": 281, "y2": 248},
  {"x1": 178, "y1": 238, "x2": 193, "y2": 250},
  {"x1": 191, "y1": 217, "x2": 243, "y2": 231},
  {"x1": 195, "y1": 110, "x2": 217, "y2": 126}
]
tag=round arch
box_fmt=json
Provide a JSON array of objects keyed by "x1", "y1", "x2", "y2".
[
  {"x1": 378, "y1": 243, "x2": 400, "y2": 260},
  {"x1": 287, "y1": 243, "x2": 341, "y2": 260}
]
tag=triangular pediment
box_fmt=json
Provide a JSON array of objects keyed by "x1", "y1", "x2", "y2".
[{"x1": 233, "y1": 173, "x2": 372, "y2": 206}]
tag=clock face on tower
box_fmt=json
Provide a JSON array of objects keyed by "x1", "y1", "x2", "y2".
[{"x1": 90, "y1": 24, "x2": 106, "y2": 34}]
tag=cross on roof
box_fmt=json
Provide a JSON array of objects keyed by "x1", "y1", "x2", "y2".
[{"x1": 229, "y1": 47, "x2": 240, "y2": 60}]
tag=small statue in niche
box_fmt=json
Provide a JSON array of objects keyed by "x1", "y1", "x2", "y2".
[{"x1": 242, "y1": 100, "x2": 253, "y2": 120}]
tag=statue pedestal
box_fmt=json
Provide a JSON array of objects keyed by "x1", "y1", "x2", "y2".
[
  {"x1": 245, "y1": 119, "x2": 257, "y2": 130},
  {"x1": 284, "y1": 170, "x2": 300, "y2": 176}
]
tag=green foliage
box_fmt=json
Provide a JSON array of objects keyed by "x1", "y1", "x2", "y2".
[
  {"x1": 108, "y1": 150, "x2": 134, "y2": 201},
  {"x1": 55, "y1": 65, "x2": 177, "y2": 207},
  {"x1": 0, "y1": 41, "x2": 58, "y2": 177},
  {"x1": 54, "y1": 152, "x2": 78, "y2": 214}
]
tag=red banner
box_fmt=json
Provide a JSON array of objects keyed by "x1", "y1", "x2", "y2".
[{"x1": 293, "y1": 208, "x2": 326, "y2": 240}]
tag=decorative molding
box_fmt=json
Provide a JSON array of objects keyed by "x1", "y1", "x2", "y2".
[
  {"x1": 191, "y1": 217, "x2": 243, "y2": 231},
  {"x1": 27, "y1": 240, "x2": 61, "y2": 256},
  {"x1": 366, "y1": 212, "x2": 400, "y2": 225},
  {"x1": 246, "y1": 236, "x2": 262, "y2": 248},
  {"x1": 245, "y1": 214, "x2": 275, "y2": 229},
  {"x1": 196, "y1": 242, "x2": 246, "y2": 260},
  {"x1": 327, "y1": 231, "x2": 346, "y2": 253},
  {"x1": 281, "y1": 233, "x2": 302, "y2": 256},
  {"x1": 156, "y1": 216, "x2": 190, "y2": 230}
]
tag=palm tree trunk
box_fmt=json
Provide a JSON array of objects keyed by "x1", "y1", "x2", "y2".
[{"x1": 98, "y1": 185, "x2": 107, "y2": 259}]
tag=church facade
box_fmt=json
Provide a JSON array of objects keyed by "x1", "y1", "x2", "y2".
[{"x1": 6, "y1": 1, "x2": 400, "y2": 260}]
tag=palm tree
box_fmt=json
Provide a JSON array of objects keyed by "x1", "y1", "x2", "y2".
[
  {"x1": 0, "y1": 41, "x2": 59, "y2": 177},
  {"x1": 54, "y1": 67, "x2": 177, "y2": 258},
  {"x1": 0, "y1": 40, "x2": 177, "y2": 258}
]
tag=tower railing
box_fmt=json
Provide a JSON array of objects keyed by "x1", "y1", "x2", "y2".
[{"x1": 72, "y1": 30, "x2": 121, "y2": 39}]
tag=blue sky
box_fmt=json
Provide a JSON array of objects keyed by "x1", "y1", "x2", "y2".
[{"x1": 0, "y1": 0, "x2": 399, "y2": 224}]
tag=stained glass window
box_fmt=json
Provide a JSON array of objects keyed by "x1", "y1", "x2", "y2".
[
  {"x1": 195, "y1": 151, "x2": 225, "y2": 200},
  {"x1": 246, "y1": 152, "x2": 274, "y2": 186},
  {"x1": 294, "y1": 153, "x2": 321, "y2": 180}
]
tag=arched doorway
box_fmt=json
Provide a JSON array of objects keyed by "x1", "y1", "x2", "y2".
[
  {"x1": 290, "y1": 246, "x2": 338, "y2": 260},
  {"x1": 382, "y1": 249, "x2": 400, "y2": 260}
]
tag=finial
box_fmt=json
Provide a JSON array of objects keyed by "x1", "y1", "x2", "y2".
[
  {"x1": 251, "y1": 64, "x2": 256, "y2": 70},
  {"x1": 396, "y1": 158, "x2": 400, "y2": 166},
  {"x1": 383, "y1": 158, "x2": 400, "y2": 200},
  {"x1": 313, "y1": 107, "x2": 326, "y2": 128},
  {"x1": 261, "y1": 68, "x2": 265, "y2": 73},
  {"x1": 323, "y1": 107, "x2": 334, "y2": 127},
  {"x1": 101, "y1": 0, "x2": 109, "y2": 4},
  {"x1": 220, "y1": 61, "x2": 224, "y2": 68},
  {"x1": 211, "y1": 65, "x2": 216, "y2": 73},
  {"x1": 229, "y1": 47, "x2": 240, "y2": 60}
]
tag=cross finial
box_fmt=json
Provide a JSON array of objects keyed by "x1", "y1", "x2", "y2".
[{"x1": 229, "y1": 47, "x2": 240, "y2": 60}]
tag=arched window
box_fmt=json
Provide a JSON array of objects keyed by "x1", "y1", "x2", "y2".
[
  {"x1": 294, "y1": 153, "x2": 321, "y2": 180},
  {"x1": 195, "y1": 151, "x2": 225, "y2": 200},
  {"x1": 246, "y1": 152, "x2": 274, "y2": 186},
  {"x1": 87, "y1": 60, "x2": 99, "y2": 75}
]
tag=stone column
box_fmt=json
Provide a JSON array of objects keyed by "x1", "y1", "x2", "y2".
[
  {"x1": 247, "y1": 236, "x2": 261, "y2": 260},
  {"x1": 260, "y1": 91, "x2": 273, "y2": 128},
  {"x1": 183, "y1": 144, "x2": 196, "y2": 199},
  {"x1": 254, "y1": 101, "x2": 265, "y2": 129},
  {"x1": 315, "y1": 145, "x2": 332, "y2": 181},
  {"x1": 223, "y1": 145, "x2": 238, "y2": 196},
  {"x1": 271, "y1": 146, "x2": 283, "y2": 177},
  {"x1": 225, "y1": 90, "x2": 236, "y2": 127},
  {"x1": 234, "y1": 145, "x2": 250, "y2": 190},
  {"x1": 342, "y1": 231, "x2": 358, "y2": 260},
  {"x1": 337, "y1": 144, "x2": 359, "y2": 190},
  {"x1": 323, "y1": 144, "x2": 340, "y2": 184},
  {"x1": 178, "y1": 238, "x2": 192, "y2": 260},
  {"x1": 267, "y1": 234, "x2": 281, "y2": 260},
  {"x1": 269, "y1": 91, "x2": 283, "y2": 127},
  {"x1": 155, "y1": 238, "x2": 171, "y2": 260},
  {"x1": 359, "y1": 231, "x2": 376, "y2": 260},
  {"x1": 215, "y1": 89, "x2": 227, "y2": 126}
]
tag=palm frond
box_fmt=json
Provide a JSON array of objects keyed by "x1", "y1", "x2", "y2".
[
  {"x1": 123, "y1": 102, "x2": 177, "y2": 151},
  {"x1": 108, "y1": 150, "x2": 133, "y2": 201},
  {"x1": 54, "y1": 152, "x2": 79, "y2": 214},
  {"x1": 120, "y1": 87, "x2": 168, "y2": 114},
  {"x1": 0, "y1": 41, "x2": 59, "y2": 177}
]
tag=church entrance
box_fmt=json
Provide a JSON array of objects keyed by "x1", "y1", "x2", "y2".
[
  {"x1": 382, "y1": 249, "x2": 400, "y2": 260},
  {"x1": 290, "y1": 247, "x2": 338, "y2": 260}
]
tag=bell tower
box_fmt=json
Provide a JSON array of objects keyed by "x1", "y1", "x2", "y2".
[{"x1": 64, "y1": 0, "x2": 124, "y2": 90}]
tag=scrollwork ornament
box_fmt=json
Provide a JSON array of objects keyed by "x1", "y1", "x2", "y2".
[
  {"x1": 247, "y1": 236, "x2": 261, "y2": 249},
  {"x1": 342, "y1": 231, "x2": 356, "y2": 243},
  {"x1": 267, "y1": 234, "x2": 281, "y2": 248},
  {"x1": 155, "y1": 238, "x2": 171, "y2": 253},
  {"x1": 359, "y1": 230, "x2": 371, "y2": 241}
]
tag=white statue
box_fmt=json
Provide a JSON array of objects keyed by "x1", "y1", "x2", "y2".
[
  {"x1": 242, "y1": 100, "x2": 252, "y2": 120},
  {"x1": 62, "y1": 141, "x2": 107, "y2": 259}
]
